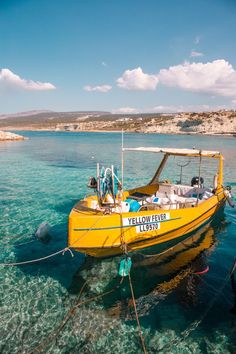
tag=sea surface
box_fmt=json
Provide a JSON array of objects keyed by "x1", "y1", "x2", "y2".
[{"x1": 0, "y1": 131, "x2": 236, "y2": 353}]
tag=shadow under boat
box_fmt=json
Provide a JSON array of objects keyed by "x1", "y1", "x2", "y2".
[{"x1": 68, "y1": 209, "x2": 227, "y2": 318}]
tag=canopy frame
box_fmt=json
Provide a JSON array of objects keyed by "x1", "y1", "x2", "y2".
[
  {"x1": 122, "y1": 146, "x2": 224, "y2": 186},
  {"x1": 122, "y1": 146, "x2": 221, "y2": 158}
]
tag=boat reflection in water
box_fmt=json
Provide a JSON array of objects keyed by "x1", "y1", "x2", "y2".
[{"x1": 69, "y1": 212, "x2": 227, "y2": 319}]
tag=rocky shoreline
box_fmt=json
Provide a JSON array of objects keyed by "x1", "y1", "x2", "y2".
[
  {"x1": 0, "y1": 109, "x2": 235, "y2": 137},
  {"x1": 0, "y1": 131, "x2": 27, "y2": 142}
]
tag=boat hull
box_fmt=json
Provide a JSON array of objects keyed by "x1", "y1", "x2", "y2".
[{"x1": 68, "y1": 189, "x2": 226, "y2": 258}]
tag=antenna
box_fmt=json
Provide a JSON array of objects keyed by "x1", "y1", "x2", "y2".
[
  {"x1": 121, "y1": 129, "x2": 124, "y2": 189},
  {"x1": 177, "y1": 159, "x2": 190, "y2": 184}
]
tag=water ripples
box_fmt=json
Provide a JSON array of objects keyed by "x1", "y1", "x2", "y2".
[{"x1": 0, "y1": 132, "x2": 236, "y2": 353}]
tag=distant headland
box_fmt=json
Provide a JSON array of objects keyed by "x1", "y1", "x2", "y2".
[{"x1": 0, "y1": 109, "x2": 235, "y2": 136}]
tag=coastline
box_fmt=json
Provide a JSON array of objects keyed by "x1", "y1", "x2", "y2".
[
  {"x1": 2, "y1": 127, "x2": 235, "y2": 137},
  {"x1": 0, "y1": 109, "x2": 235, "y2": 137}
]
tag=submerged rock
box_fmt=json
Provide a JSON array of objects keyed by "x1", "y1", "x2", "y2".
[{"x1": 0, "y1": 130, "x2": 27, "y2": 141}]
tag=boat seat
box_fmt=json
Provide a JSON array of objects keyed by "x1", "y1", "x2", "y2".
[
  {"x1": 158, "y1": 183, "x2": 193, "y2": 196},
  {"x1": 183, "y1": 187, "x2": 213, "y2": 199},
  {"x1": 148, "y1": 184, "x2": 213, "y2": 210},
  {"x1": 158, "y1": 183, "x2": 213, "y2": 199}
]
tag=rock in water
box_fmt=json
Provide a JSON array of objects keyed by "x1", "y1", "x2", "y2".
[
  {"x1": 0, "y1": 130, "x2": 27, "y2": 141},
  {"x1": 35, "y1": 222, "x2": 52, "y2": 243}
]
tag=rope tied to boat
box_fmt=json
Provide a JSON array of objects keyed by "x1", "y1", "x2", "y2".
[
  {"x1": 128, "y1": 271, "x2": 147, "y2": 354},
  {"x1": 0, "y1": 247, "x2": 74, "y2": 267},
  {"x1": 62, "y1": 247, "x2": 74, "y2": 257},
  {"x1": 155, "y1": 258, "x2": 236, "y2": 352},
  {"x1": 0, "y1": 211, "x2": 106, "y2": 267},
  {"x1": 31, "y1": 277, "x2": 124, "y2": 354}
]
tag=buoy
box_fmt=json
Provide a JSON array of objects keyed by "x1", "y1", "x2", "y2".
[
  {"x1": 224, "y1": 187, "x2": 235, "y2": 208},
  {"x1": 119, "y1": 257, "x2": 132, "y2": 277},
  {"x1": 35, "y1": 222, "x2": 51, "y2": 244}
]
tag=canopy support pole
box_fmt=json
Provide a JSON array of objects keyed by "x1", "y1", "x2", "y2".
[
  {"x1": 149, "y1": 153, "x2": 169, "y2": 185},
  {"x1": 196, "y1": 151, "x2": 202, "y2": 206}
]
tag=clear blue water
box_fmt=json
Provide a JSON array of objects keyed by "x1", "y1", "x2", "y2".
[{"x1": 0, "y1": 131, "x2": 236, "y2": 353}]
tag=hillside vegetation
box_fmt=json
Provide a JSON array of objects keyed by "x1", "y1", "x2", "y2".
[{"x1": 0, "y1": 110, "x2": 235, "y2": 136}]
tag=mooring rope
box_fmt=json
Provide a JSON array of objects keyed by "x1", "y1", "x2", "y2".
[
  {"x1": 31, "y1": 278, "x2": 123, "y2": 354},
  {"x1": 156, "y1": 259, "x2": 235, "y2": 352},
  {"x1": 1, "y1": 235, "x2": 37, "y2": 247},
  {"x1": 31, "y1": 280, "x2": 89, "y2": 354},
  {"x1": 0, "y1": 247, "x2": 74, "y2": 267},
  {"x1": 136, "y1": 230, "x2": 200, "y2": 259},
  {"x1": 13, "y1": 239, "x2": 37, "y2": 247},
  {"x1": 128, "y1": 272, "x2": 147, "y2": 354},
  {"x1": 0, "y1": 212, "x2": 106, "y2": 267}
]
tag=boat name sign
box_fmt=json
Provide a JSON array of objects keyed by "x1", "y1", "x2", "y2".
[{"x1": 123, "y1": 213, "x2": 170, "y2": 233}]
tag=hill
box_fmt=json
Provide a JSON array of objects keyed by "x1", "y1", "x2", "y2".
[{"x1": 0, "y1": 109, "x2": 235, "y2": 136}]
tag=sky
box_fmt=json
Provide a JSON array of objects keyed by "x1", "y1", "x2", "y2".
[{"x1": 0, "y1": 0, "x2": 236, "y2": 114}]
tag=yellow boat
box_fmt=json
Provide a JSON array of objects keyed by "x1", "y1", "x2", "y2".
[{"x1": 68, "y1": 147, "x2": 233, "y2": 257}]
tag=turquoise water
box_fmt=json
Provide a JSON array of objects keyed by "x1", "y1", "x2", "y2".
[{"x1": 0, "y1": 131, "x2": 236, "y2": 353}]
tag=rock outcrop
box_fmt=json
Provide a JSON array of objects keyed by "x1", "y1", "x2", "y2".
[{"x1": 0, "y1": 131, "x2": 27, "y2": 141}]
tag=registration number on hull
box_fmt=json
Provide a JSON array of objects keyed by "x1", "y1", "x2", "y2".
[{"x1": 123, "y1": 213, "x2": 170, "y2": 233}]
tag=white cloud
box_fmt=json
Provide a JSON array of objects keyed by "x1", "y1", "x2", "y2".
[
  {"x1": 83, "y1": 84, "x2": 112, "y2": 93},
  {"x1": 152, "y1": 105, "x2": 184, "y2": 113},
  {"x1": 190, "y1": 51, "x2": 204, "y2": 58},
  {"x1": 0, "y1": 68, "x2": 55, "y2": 91},
  {"x1": 117, "y1": 67, "x2": 159, "y2": 91},
  {"x1": 112, "y1": 107, "x2": 139, "y2": 114},
  {"x1": 101, "y1": 61, "x2": 107, "y2": 67},
  {"x1": 113, "y1": 105, "x2": 219, "y2": 114},
  {"x1": 158, "y1": 60, "x2": 236, "y2": 97},
  {"x1": 150, "y1": 104, "x2": 222, "y2": 113},
  {"x1": 112, "y1": 104, "x2": 228, "y2": 114},
  {"x1": 114, "y1": 59, "x2": 236, "y2": 100}
]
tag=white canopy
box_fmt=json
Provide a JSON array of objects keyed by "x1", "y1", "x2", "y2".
[{"x1": 122, "y1": 147, "x2": 221, "y2": 157}]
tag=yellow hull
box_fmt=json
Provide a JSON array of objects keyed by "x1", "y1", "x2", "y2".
[{"x1": 68, "y1": 187, "x2": 226, "y2": 258}]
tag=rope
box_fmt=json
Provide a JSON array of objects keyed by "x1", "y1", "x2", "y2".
[
  {"x1": 136, "y1": 230, "x2": 201, "y2": 259},
  {"x1": 70, "y1": 213, "x2": 106, "y2": 246},
  {"x1": 156, "y1": 260, "x2": 234, "y2": 352},
  {"x1": 31, "y1": 279, "x2": 123, "y2": 354},
  {"x1": 0, "y1": 212, "x2": 105, "y2": 266},
  {"x1": 118, "y1": 209, "x2": 146, "y2": 353},
  {"x1": 32, "y1": 280, "x2": 88, "y2": 354},
  {"x1": 13, "y1": 239, "x2": 37, "y2": 247},
  {"x1": 119, "y1": 212, "x2": 128, "y2": 254},
  {"x1": 1, "y1": 234, "x2": 36, "y2": 247},
  {"x1": 128, "y1": 272, "x2": 147, "y2": 354},
  {"x1": 0, "y1": 247, "x2": 73, "y2": 267},
  {"x1": 193, "y1": 273, "x2": 233, "y2": 306}
]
